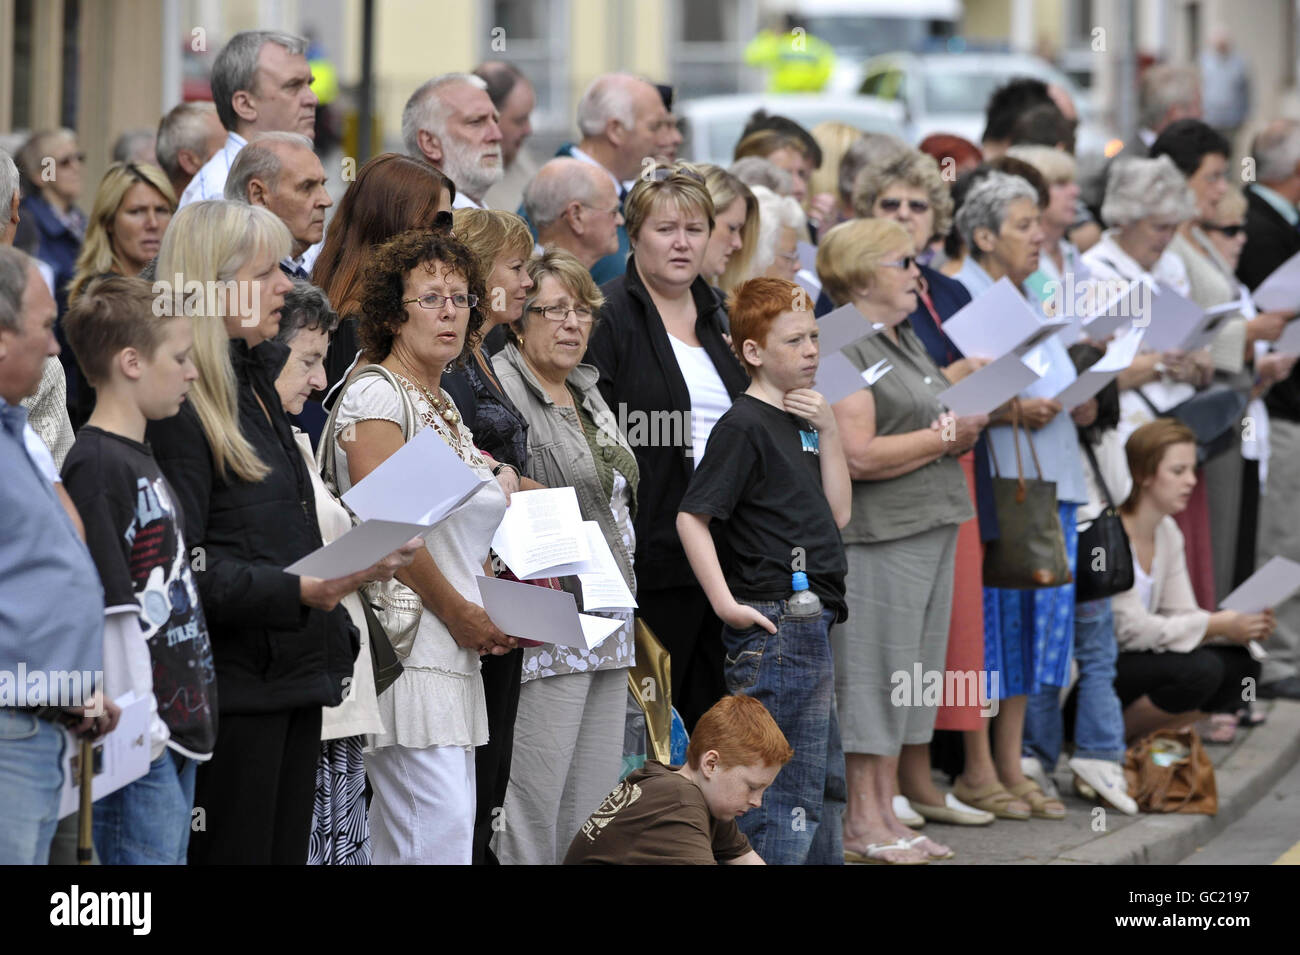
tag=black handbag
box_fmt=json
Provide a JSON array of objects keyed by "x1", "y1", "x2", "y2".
[
  {"x1": 360, "y1": 597, "x2": 404, "y2": 697},
  {"x1": 1075, "y1": 441, "x2": 1135, "y2": 601},
  {"x1": 982, "y1": 403, "x2": 1074, "y2": 590},
  {"x1": 1137, "y1": 383, "x2": 1246, "y2": 465}
]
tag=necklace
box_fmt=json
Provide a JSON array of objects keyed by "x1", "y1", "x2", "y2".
[{"x1": 393, "y1": 360, "x2": 461, "y2": 428}]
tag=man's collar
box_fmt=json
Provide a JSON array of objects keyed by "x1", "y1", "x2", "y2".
[
  {"x1": 1250, "y1": 183, "x2": 1300, "y2": 227},
  {"x1": 568, "y1": 145, "x2": 624, "y2": 195},
  {"x1": 452, "y1": 191, "x2": 486, "y2": 210}
]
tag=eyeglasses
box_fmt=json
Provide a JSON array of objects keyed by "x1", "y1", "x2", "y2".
[
  {"x1": 649, "y1": 165, "x2": 706, "y2": 185},
  {"x1": 1201, "y1": 222, "x2": 1245, "y2": 238},
  {"x1": 403, "y1": 292, "x2": 478, "y2": 310},
  {"x1": 878, "y1": 197, "x2": 930, "y2": 215},
  {"x1": 879, "y1": 256, "x2": 916, "y2": 270},
  {"x1": 528, "y1": 304, "x2": 594, "y2": 325},
  {"x1": 580, "y1": 202, "x2": 622, "y2": 217},
  {"x1": 776, "y1": 250, "x2": 801, "y2": 264},
  {"x1": 56, "y1": 152, "x2": 86, "y2": 168}
]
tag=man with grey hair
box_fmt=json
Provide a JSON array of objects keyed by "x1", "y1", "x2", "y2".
[
  {"x1": 179, "y1": 29, "x2": 318, "y2": 208},
  {"x1": 0, "y1": 148, "x2": 19, "y2": 245},
  {"x1": 225, "y1": 132, "x2": 332, "y2": 277},
  {"x1": 525, "y1": 158, "x2": 624, "y2": 272},
  {"x1": 402, "y1": 73, "x2": 504, "y2": 209},
  {"x1": 156, "y1": 101, "x2": 227, "y2": 200},
  {"x1": 112, "y1": 129, "x2": 158, "y2": 166},
  {"x1": 0, "y1": 244, "x2": 117, "y2": 865},
  {"x1": 1239, "y1": 119, "x2": 1300, "y2": 700},
  {"x1": 551, "y1": 72, "x2": 673, "y2": 284},
  {"x1": 476, "y1": 61, "x2": 538, "y2": 212},
  {"x1": 1138, "y1": 63, "x2": 1202, "y2": 148}
]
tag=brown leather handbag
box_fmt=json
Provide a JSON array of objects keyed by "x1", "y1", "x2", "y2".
[
  {"x1": 981, "y1": 403, "x2": 1074, "y2": 590},
  {"x1": 1123, "y1": 729, "x2": 1218, "y2": 815}
]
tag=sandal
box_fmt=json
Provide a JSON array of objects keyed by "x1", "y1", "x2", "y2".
[
  {"x1": 1196, "y1": 713, "x2": 1238, "y2": 744},
  {"x1": 904, "y1": 834, "x2": 955, "y2": 861},
  {"x1": 844, "y1": 839, "x2": 930, "y2": 865},
  {"x1": 1007, "y1": 779, "x2": 1066, "y2": 820},
  {"x1": 951, "y1": 779, "x2": 1031, "y2": 821},
  {"x1": 1237, "y1": 703, "x2": 1267, "y2": 727}
]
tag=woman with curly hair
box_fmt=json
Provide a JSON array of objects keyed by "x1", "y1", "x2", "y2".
[{"x1": 330, "y1": 228, "x2": 515, "y2": 864}]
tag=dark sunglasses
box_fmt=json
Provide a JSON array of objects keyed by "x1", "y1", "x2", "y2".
[
  {"x1": 1201, "y1": 222, "x2": 1245, "y2": 238},
  {"x1": 878, "y1": 197, "x2": 930, "y2": 214}
]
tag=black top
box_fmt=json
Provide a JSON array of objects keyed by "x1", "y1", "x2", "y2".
[
  {"x1": 1238, "y1": 186, "x2": 1300, "y2": 423},
  {"x1": 145, "y1": 339, "x2": 359, "y2": 714},
  {"x1": 585, "y1": 255, "x2": 750, "y2": 589},
  {"x1": 321, "y1": 314, "x2": 362, "y2": 410},
  {"x1": 678, "y1": 395, "x2": 848, "y2": 622},
  {"x1": 441, "y1": 350, "x2": 530, "y2": 471},
  {"x1": 61, "y1": 427, "x2": 218, "y2": 756}
]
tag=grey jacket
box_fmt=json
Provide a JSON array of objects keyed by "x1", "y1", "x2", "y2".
[{"x1": 492, "y1": 342, "x2": 638, "y2": 597}]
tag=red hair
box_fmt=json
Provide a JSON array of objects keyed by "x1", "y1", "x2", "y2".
[
  {"x1": 918, "y1": 133, "x2": 983, "y2": 179},
  {"x1": 686, "y1": 695, "x2": 793, "y2": 770},
  {"x1": 727, "y1": 276, "x2": 804, "y2": 372}
]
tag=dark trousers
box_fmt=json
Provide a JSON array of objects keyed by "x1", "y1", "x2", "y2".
[
  {"x1": 1115, "y1": 645, "x2": 1259, "y2": 716},
  {"x1": 188, "y1": 706, "x2": 321, "y2": 865},
  {"x1": 637, "y1": 585, "x2": 727, "y2": 733},
  {"x1": 473, "y1": 648, "x2": 523, "y2": 865},
  {"x1": 1233, "y1": 458, "x2": 1261, "y2": 590}
]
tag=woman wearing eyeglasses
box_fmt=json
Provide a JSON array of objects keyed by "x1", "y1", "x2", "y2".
[
  {"x1": 749, "y1": 185, "x2": 806, "y2": 283},
  {"x1": 492, "y1": 248, "x2": 640, "y2": 864},
  {"x1": 332, "y1": 229, "x2": 516, "y2": 863},
  {"x1": 585, "y1": 163, "x2": 749, "y2": 734}
]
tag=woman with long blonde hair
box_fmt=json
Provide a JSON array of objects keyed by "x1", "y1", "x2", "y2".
[
  {"x1": 697, "y1": 164, "x2": 758, "y2": 294},
  {"x1": 145, "y1": 200, "x2": 416, "y2": 864}
]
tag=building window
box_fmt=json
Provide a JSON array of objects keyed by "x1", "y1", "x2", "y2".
[
  {"x1": 480, "y1": 0, "x2": 568, "y2": 130},
  {"x1": 669, "y1": 0, "x2": 758, "y2": 98}
]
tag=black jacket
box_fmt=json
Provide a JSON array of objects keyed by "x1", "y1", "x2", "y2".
[
  {"x1": 585, "y1": 255, "x2": 749, "y2": 589},
  {"x1": 1237, "y1": 185, "x2": 1300, "y2": 422},
  {"x1": 147, "y1": 339, "x2": 359, "y2": 715}
]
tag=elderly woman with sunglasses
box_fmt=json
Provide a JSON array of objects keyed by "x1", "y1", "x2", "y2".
[
  {"x1": 585, "y1": 163, "x2": 749, "y2": 733},
  {"x1": 492, "y1": 248, "x2": 640, "y2": 864}
]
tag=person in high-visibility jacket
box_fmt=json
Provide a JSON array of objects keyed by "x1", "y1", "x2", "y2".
[{"x1": 744, "y1": 16, "x2": 835, "y2": 93}]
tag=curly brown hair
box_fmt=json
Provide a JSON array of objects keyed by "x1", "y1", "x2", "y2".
[{"x1": 357, "y1": 229, "x2": 487, "y2": 365}]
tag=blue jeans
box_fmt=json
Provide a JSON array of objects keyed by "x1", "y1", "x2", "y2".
[
  {"x1": 1023, "y1": 598, "x2": 1127, "y2": 768},
  {"x1": 721, "y1": 601, "x2": 845, "y2": 866},
  {"x1": 94, "y1": 749, "x2": 197, "y2": 864},
  {"x1": 0, "y1": 710, "x2": 68, "y2": 864}
]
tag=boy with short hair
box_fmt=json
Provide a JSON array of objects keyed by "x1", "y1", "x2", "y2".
[
  {"x1": 676, "y1": 277, "x2": 851, "y2": 866},
  {"x1": 60, "y1": 275, "x2": 217, "y2": 864},
  {"x1": 564, "y1": 694, "x2": 791, "y2": 865}
]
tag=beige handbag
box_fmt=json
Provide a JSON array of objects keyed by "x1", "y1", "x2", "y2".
[{"x1": 317, "y1": 364, "x2": 423, "y2": 659}]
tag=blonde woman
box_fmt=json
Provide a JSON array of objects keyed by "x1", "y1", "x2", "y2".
[
  {"x1": 145, "y1": 200, "x2": 415, "y2": 864},
  {"x1": 68, "y1": 162, "x2": 176, "y2": 305},
  {"x1": 810, "y1": 120, "x2": 863, "y2": 230},
  {"x1": 697, "y1": 164, "x2": 758, "y2": 294}
]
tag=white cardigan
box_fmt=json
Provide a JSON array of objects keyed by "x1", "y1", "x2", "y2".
[{"x1": 1111, "y1": 515, "x2": 1210, "y2": 654}]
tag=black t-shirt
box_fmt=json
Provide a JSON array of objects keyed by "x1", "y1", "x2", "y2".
[
  {"x1": 61, "y1": 427, "x2": 218, "y2": 757},
  {"x1": 678, "y1": 395, "x2": 847, "y2": 621}
]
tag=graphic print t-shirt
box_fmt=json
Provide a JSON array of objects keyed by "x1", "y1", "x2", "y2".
[
  {"x1": 62, "y1": 427, "x2": 217, "y2": 758},
  {"x1": 563, "y1": 761, "x2": 753, "y2": 865}
]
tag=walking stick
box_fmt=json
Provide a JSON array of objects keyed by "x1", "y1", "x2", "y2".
[{"x1": 77, "y1": 736, "x2": 94, "y2": 864}]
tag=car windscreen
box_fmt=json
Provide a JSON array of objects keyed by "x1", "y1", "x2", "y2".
[{"x1": 708, "y1": 107, "x2": 901, "y2": 161}]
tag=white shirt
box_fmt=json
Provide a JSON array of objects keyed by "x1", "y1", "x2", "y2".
[
  {"x1": 22, "y1": 424, "x2": 59, "y2": 483},
  {"x1": 453, "y1": 191, "x2": 487, "y2": 210},
  {"x1": 1132, "y1": 542, "x2": 1155, "y2": 612},
  {"x1": 178, "y1": 130, "x2": 247, "y2": 207},
  {"x1": 667, "y1": 334, "x2": 733, "y2": 467},
  {"x1": 568, "y1": 144, "x2": 630, "y2": 197}
]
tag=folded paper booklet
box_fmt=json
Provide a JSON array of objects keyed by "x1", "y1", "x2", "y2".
[
  {"x1": 576, "y1": 522, "x2": 637, "y2": 611},
  {"x1": 59, "y1": 692, "x2": 152, "y2": 819},
  {"x1": 1219, "y1": 556, "x2": 1300, "y2": 661},
  {"x1": 816, "y1": 303, "x2": 884, "y2": 354},
  {"x1": 1055, "y1": 326, "x2": 1146, "y2": 409},
  {"x1": 491, "y1": 486, "x2": 595, "y2": 580},
  {"x1": 1139, "y1": 283, "x2": 1223, "y2": 353},
  {"x1": 815, "y1": 351, "x2": 874, "y2": 405},
  {"x1": 1078, "y1": 277, "x2": 1150, "y2": 342},
  {"x1": 1251, "y1": 248, "x2": 1300, "y2": 312},
  {"x1": 287, "y1": 427, "x2": 490, "y2": 578},
  {"x1": 1182, "y1": 299, "x2": 1245, "y2": 352},
  {"x1": 476, "y1": 575, "x2": 625, "y2": 650},
  {"x1": 941, "y1": 277, "x2": 1059, "y2": 359},
  {"x1": 936, "y1": 351, "x2": 1041, "y2": 417}
]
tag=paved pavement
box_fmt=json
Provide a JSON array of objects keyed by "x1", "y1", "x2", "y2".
[
  {"x1": 918, "y1": 700, "x2": 1300, "y2": 865},
  {"x1": 1179, "y1": 757, "x2": 1300, "y2": 864}
]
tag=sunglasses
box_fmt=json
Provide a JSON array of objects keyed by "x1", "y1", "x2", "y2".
[
  {"x1": 879, "y1": 256, "x2": 916, "y2": 270},
  {"x1": 878, "y1": 197, "x2": 930, "y2": 215},
  {"x1": 1201, "y1": 222, "x2": 1245, "y2": 238}
]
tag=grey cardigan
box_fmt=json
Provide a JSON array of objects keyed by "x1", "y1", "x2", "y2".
[{"x1": 492, "y1": 342, "x2": 638, "y2": 597}]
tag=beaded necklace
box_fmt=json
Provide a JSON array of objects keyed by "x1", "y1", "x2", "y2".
[{"x1": 392, "y1": 359, "x2": 461, "y2": 428}]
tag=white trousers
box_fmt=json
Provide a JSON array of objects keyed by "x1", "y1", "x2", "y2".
[{"x1": 366, "y1": 743, "x2": 475, "y2": 865}]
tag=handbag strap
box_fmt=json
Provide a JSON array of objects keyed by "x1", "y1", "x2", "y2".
[
  {"x1": 1082, "y1": 439, "x2": 1117, "y2": 510},
  {"x1": 316, "y1": 363, "x2": 418, "y2": 495},
  {"x1": 987, "y1": 400, "x2": 1045, "y2": 487}
]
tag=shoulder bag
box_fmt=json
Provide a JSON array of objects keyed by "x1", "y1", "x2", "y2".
[
  {"x1": 1075, "y1": 440, "x2": 1135, "y2": 601},
  {"x1": 1123, "y1": 728, "x2": 1218, "y2": 815}
]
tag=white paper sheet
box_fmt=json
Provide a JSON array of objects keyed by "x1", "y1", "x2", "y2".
[
  {"x1": 341, "y1": 426, "x2": 490, "y2": 526},
  {"x1": 1013, "y1": 317, "x2": 1071, "y2": 355},
  {"x1": 1137, "y1": 283, "x2": 1221, "y2": 353},
  {"x1": 936, "y1": 352, "x2": 1041, "y2": 417},
  {"x1": 1220, "y1": 556, "x2": 1300, "y2": 613},
  {"x1": 816, "y1": 303, "x2": 884, "y2": 354},
  {"x1": 59, "y1": 693, "x2": 152, "y2": 819},
  {"x1": 284, "y1": 519, "x2": 429, "y2": 577},
  {"x1": 1183, "y1": 298, "x2": 1244, "y2": 352},
  {"x1": 490, "y1": 487, "x2": 594, "y2": 580},
  {"x1": 1274, "y1": 317, "x2": 1300, "y2": 355},
  {"x1": 796, "y1": 240, "x2": 819, "y2": 273},
  {"x1": 816, "y1": 350, "x2": 872, "y2": 405},
  {"x1": 941, "y1": 277, "x2": 1053, "y2": 359},
  {"x1": 1251, "y1": 249, "x2": 1300, "y2": 311},
  {"x1": 1079, "y1": 278, "x2": 1150, "y2": 342},
  {"x1": 1054, "y1": 327, "x2": 1146, "y2": 409},
  {"x1": 576, "y1": 522, "x2": 638, "y2": 611},
  {"x1": 476, "y1": 575, "x2": 624, "y2": 650}
]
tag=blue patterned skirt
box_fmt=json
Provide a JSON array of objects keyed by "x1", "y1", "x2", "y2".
[
  {"x1": 982, "y1": 502, "x2": 1079, "y2": 698},
  {"x1": 308, "y1": 735, "x2": 370, "y2": 865}
]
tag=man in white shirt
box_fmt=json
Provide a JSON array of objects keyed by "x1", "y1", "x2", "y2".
[
  {"x1": 178, "y1": 30, "x2": 318, "y2": 209},
  {"x1": 402, "y1": 73, "x2": 505, "y2": 210},
  {"x1": 525, "y1": 158, "x2": 624, "y2": 273}
]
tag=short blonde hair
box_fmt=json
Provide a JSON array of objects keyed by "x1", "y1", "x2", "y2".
[
  {"x1": 451, "y1": 207, "x2": 534, "y2": 274},
  {"x1": 816, "y1": 217, "x2": 913, "y2": 307},
  {"x1": 851, "y1": 150, "x2": 954, "y2": 239},
  {"x1": 1212, "y1": 186, "x2": 1248, "y2": 222},
  {"x1": 623, "y1": 162, "x2": 715, "y2": 246},
  {"x1": 1006, "y1": 144, "x2": 1077, "y2": 186},
  {"x1": 513, "y1": 247, "x2": 605, "y2": 344},
  {"x1": 809, "y1": 121, "x2": 862, "y2": 199}
]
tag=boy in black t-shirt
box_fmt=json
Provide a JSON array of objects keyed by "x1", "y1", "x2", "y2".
[
  {"x1": 678, "y1": 277, "x2": 851, "y2": 866},
  {"x1": 61, "y1": 276, "x2": 217, "y2": 864}
]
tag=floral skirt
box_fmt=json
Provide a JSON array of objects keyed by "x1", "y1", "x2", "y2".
[
  {"x1": 308, "y1": 735, "x2": 370, "y2": 865},
  {"x1": 982, "y1": 502, "x2": 1079, "y2": 699}
]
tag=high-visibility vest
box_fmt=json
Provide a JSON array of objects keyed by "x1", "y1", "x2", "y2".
[{"x1": 744, "y1": 29, "x2": 835, "y2": 93}]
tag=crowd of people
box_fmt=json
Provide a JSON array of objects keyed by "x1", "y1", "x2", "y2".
[{"x1": 3, "y1": 29, "x2": 1299, "y2": 867}]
